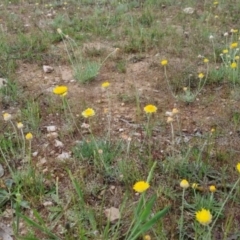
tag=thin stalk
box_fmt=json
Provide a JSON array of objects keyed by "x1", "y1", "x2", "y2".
[
  {"x1": 211, "y1": 38, "x2": 217, "y2": 65},
  {"x1": 209, "y1": 177, "x2": 240, "y2": 233},
  {"x1": 10, "y1": 120, "x2": 21, "y2": 151},
  {"x1": 197, "y1": 63, "x2": 209, "y2": 94},
  {"x1": 89, "y1": 125, "x2": 109, "y2": 172},
  {"x1": 106, "y1": 89, "x2": 111, "y2": 141},
  {"x1": 101, "y1": 48, "x2": 118, "y2": 66},
  {"x1": 28, "y1": 140, "x2": 32, "y2": 165},
  {"x1": 170, "y1": 122, "x2": 175, "y2": 150},
  {"x1": 20, "y1": 128, "x2": 25, "y2": 158},
  {"x1": 64, "y1": 97, "x2": 82, "y2": 136},
  {"x1": 0, "y1": 146, "x2": 14, "y2": 175},
  {"x1": 179, "y1": 188, "x2": 186, "y2": 240},
  {"x1": 163, "y1": 66, "x2": 176, "y2": 99}
]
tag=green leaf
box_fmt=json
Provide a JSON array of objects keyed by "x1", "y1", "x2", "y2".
[
  {"x1": 139, "y1": 195, "x2": 157, "y2": 222},
  {"x1": 134, "y1": 193, "x2": 145, "y2": 217},
  {"x1": 131, "y1": 206, "x2": 171, "y2": 240},
  {"x1": 127, "y1": 195, "x2": 157, "y2": 239}
]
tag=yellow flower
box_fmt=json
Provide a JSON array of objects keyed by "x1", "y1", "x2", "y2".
[
  {"x1": 203, "y1": 58, "x2": 209, "y2": 63},
  {"x1": 192, "y1": 183, "x2": 198, "y2": 189},
  {"x1": 144, "y1": 105, "x2": 157, "y2": 114},
  {"x1": 209, "y1": 185, "x2": 216, "y2": 192},
  {"x1": 211, "y1": 128, "x2": 215, "y2": 133},
  {"x1": 101, "y1": 81, "x2": 110, "y2": 88},
  {"x1": 133, "y1": 181, "x2": 150, "y2": 193},
  {"x1": 235, "y1": 56, "x2": 240, "y2": 60},
  {"x1": 198, "y1": 73, "x2": 204, "y2": 79},
  {"x1": 222, "y1": 49, "x2": 228, "y2": 54},
  {"x1": 183, "y1": 87, "x2": 188, "y2": 92},
  {"x1": 213, "y1": 1, "x2": 218, "y2": 5},
  {"x1": 25, "y1": 133, "x2": 33, "y2": 140},
  {"x1": 3, "y1": 113, "x2": 12, "y2": 121},
  {"x1": 82, "y1": 108, "x2": 95, "y2": 118},
  {"x1": 196, "y1": 208, "x2": 212, "y2": 226},
  {"x1": 180, "y1": 179, "x2": 189, "y2": 189},
  {"x1": 53, "y1": 85, "x2": 68, "y2": 96},
  {"x1": 57, "y1": 28, "x2": 62, "y2": 34},
  {"x1": 143, "y1": 235, "x2": 151, "y2": 240},
  {"x1": 236, "y1": 163, "x2": 240, "y2": 173},
  {"x1": 231, "y1": 29, "x2": 238, "y2": 33},
  {"x1": 167, "y1": 117, "x2": 174, "y2": 123},
  {"x1": 230, "y1": 42, "x2": 238, "y2": 49},
  {"x1": 160, "y1": 59, "x2": 168, "y2": 66},
  {"x1": 17, "y1": 122, "x2": 24, "y2": 129},
  {"x1": 231, "y1": 62, "x2": 237, "y2": 69},
  {"x1": 214, "y1": 15, "x2": 219, "y2": 19},
  {"x1": 172, "y1": 108, "x2": 179, "y2": 115}
]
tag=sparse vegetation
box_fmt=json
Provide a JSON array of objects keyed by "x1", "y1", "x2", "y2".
[{"x1": 0, "y1": 1, "x2": 240, "y2": 239}]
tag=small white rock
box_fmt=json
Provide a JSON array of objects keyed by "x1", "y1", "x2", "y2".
[
  {"x1": 183, "y1": 7, "x2": 194, "y2": 14},
  {"x1": 46, "y1": 125, "x2": 57, "y2": 132},
  {"x1": 55, "y1": 140, "x2": 64, "y2": 148},
  {"x1": 43, "y1": 201, "x2": 53, "y2": 207},
  {"x1": 32, "y1": 151, "x2": 38, "y2": 157},
  {"x1": 0, "y1": 78, "x2": 6, "y2": 89},
  {"x1": 43, "y1": 65, "x2": 54, "y2": 73},
  {"x1": 37, "y1": 158, "x2": 47, "y2": 167},
  {"x1": 57, "y1": 152, "x2": 71, "y2": 160},
  {"x1": 165, "y1": 111, "x2": 173, "y2": 117},
  {"x1": 0, "y1": 164, "x2": 4, "y2": 177}
]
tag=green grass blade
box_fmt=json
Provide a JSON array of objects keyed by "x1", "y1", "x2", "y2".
[
  {"x1": 131, "y1": 206, "x2": 171, "y2": 240},
  {"x1": 17, "y1": 211, "x2": 60, "y2": 239}
]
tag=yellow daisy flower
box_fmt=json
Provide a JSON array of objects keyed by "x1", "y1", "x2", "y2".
[
  {"x1": 144, "y1": 105, "x2": 157, "y2": 114},
  {"x1": 192, "y1": 183, "x2": 198, "y2": 189},
  {"x1": 82, "y1": 108, "x2": 95, "y2": 118},
  {"x1": 25, "y1": 133, "x2": 33, "y2": 140},
  {"x1": 231, "y1": 62, "x2": 237, "y2": 69},
  {"x1": 236, "y1": 163, "x2": 240, "y2": 173},
  {"x1": 196, "y1": 208, "x2": 212, "y2": 226},
  {"x1": 101, "y1": 81, "x2": 110, "y2": 88},
  {"x1": 143, "y1": 235, "x2": 151, "y2": 240},
  {"x1": 180, "y1": 179, "x2": 190, "y2": 189},
  {"x1": 231, "y1": 29, "x2": 238, "y2": 33},
  {"x1": 133, "y1": 181, "x2": 150, "y2": 193},
  {"x1": 160, "y1": 60, "x2": 168, "y2": 66},
  {"x1": 53, "y1": 85, "x2": 68, "y2": 96},
  {"x1": 3, "y1": 113, "x2": 12, "y2": 121},
  {"x1": 230, "y1": 42, "x2": 238, "y2": 49},
  {"x1": 209, "y1": 185, "x2": 216, "y2": 192},
  {"x1": 198, "y1": 73, "x2": 204, "y2": 79},
  {"x1": 17, "y1": 122, "x2": 24, "y2": 129}
]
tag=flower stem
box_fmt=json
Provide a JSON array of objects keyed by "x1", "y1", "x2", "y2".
[
  {"x1": 179, "y1": 188, "x2": 186, "y2": 240},
  {"x1": 209, "y1": 177, "x2": 240, "y2": 232}
]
